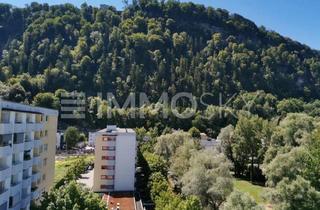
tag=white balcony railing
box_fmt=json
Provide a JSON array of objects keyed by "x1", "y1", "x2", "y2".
[
  {"x1": 22, "y1": 176, "x2": 31, "y2": 188},
  {"x1": 13, "y1": 143, "x2": 24, "y2": 152},
  {"x1": 32, "y1": 171, "x2": 41, "y2": 182},
  {"x1": 21, "y1": 194, "x2": 31, "y2": 208},
  {"x1": 10, "y1": 182, "x2": 22, "y2": 196},
  {"x1": 0, "y1": 167, "x2": 11, "y2": 180},
  {"x1": 11, "y1": 162, "x2": 23, "y2": 174},
  {"x1": 0, "y1": 145, "x2": 12, "y2": 157},
  {"x1": 31, "y1": 187, "x2": 40, "y2": 200},
  {"x1": 23, "y1": 159, "x2": 33, "y2": 170},
  {"x1": 0, "y1": 124, "x2": 13, "y2": 134},
  {"x1": 24, "y1": 141, "x2": 34, "y2": 150},
  {"x1": 0, "y1": 189, "x2": 9, "y2": 205}
]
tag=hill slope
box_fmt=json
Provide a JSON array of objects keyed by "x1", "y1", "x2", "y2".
[{"x1": 1, "y1": 1, "x2": 320, "y2": 103}]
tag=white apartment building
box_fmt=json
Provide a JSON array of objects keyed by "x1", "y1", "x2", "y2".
[
  {"x1": 93, "y1": 125, "x2": 136, "y2": 192},
  {"x1": 0, "y1": 100, "x2": 58, "y2": 210}
]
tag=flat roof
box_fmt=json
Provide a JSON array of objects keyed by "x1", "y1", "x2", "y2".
[
  {"x1": 0, "y1": 100, "x2": 59, "y2": 116},
  {"x1": 97, "y1": 127, "x2": 135, "y2": 135},
  {"x1": 103, "y1": 192, "x2": 135, "y2": 210}
]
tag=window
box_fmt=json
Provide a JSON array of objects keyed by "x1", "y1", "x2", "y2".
[
  {"x1": 42, "y1": 174, "x2": 46, "y2": 181},
  {"x1": 102, "y1": 146, "x2": 115, "y2": 151},
  {"x1": 102, "y1": 156, "x2": 115, "y2": 160},
  {"x1": 101, "y1": 175, "x2": 114, "y2": 180},
  {"x1": 44, "y1": 144, "x2": 48, "y2": 152},
  {"x1": 100, "y1": 185, "x2": 114, "y2": 190},
  {"x1": 101, "y1": 165, "x2": 115, "y2": 170},
  {"x1": 43, "y1": 158, "x2": 47, "y2": 166},
  {"x1": 102, "y1": 136, "x2": 116, "y2": 141},
  {"x1": 45, "y1": 130, "x2": 48, "y2": 136},
  {"x1": 45, "y1": 116, "x2": 48, "y2": 121}
]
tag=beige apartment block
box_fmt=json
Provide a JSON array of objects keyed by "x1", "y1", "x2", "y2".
[
  {"x1": 93, "y1": 125, "x2": 136, "y2": 193},
  {"x1": 0, "y1": 100, "x2": 58, "y2": 210}
]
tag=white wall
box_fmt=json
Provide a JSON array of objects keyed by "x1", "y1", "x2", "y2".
[{"x1": 114, "y1": 133, "x2": 136, "y2": 191}]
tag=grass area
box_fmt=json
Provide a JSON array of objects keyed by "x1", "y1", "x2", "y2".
[
  {"x1": 54, "y1": 155, "x2": 94, "y2": 183},
  {"x1": 233, "y1": 178, "x2": 266, "y2": 204}
]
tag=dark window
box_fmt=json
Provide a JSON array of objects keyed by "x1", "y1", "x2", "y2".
[
  {"x1": 102, "y1": 146, "x2": 115, "y2": 151},
  {"x1": 102, "y1": 156, "x2": 115, "y2": 160},
  {"x1": 101, "y1": 165, "x2": 115, "y2": 170},
  {"x1": 100, "y1": 185, "x2": 114, "y2": 189},
  {"x1": 101, "y1": 175, "x2": 114, "y2": 180}
]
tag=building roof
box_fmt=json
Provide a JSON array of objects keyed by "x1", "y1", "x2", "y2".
[
  {"x1": 97, "y1": 127, "x2": 135, "y2": 135},
  {"x1": 0, "y1": 99, "x2": 59, "y2": 116},
  {"x1": 103, "y1": 192, "x2": 135, "y2": 210}
]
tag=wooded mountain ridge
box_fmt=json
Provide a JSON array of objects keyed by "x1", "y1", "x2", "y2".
[{"x1": 1, "y1": 0, "x2": 320, "y2": 104}]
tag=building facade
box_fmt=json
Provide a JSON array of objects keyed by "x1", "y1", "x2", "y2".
[
  {"x1": 0, "y1": 100, "x2": 58, "y2": 210},
  {"x1": 93, "y1": 126, "x2": 136, "y2": 192}
]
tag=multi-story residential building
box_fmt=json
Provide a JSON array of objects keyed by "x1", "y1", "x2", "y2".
[
  {"x1": 93, "y1": 125, "x2": 136, "y2": 193},
  {"x1": 0, "y1": 100, "x2": 58, "y2": 210}
]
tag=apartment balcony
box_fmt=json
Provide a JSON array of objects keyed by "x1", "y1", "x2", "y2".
[
  {"x1": 13, "y1": 142, "x2": 24, "y2": 152},
  {"x1": 31, "y1": 187, "x2": 40, "y2": 200},
  {"x1": 11, "y1": 162, "x2": 23, "y2": 174},
  {"x1": 0, "y1": 189, "x2": 9, "y2": 206},
  {"x1": 33, "y1": 139, "x2": 42, "y2": 148},
  {"x1": 0, "y1": 123, "x2": 13, "y2": 134},
  {"x1": 26, "y1": 123, "x2": 43, "y2": 132},
  {"x1": 33, "y1": 155, "x2": 42, "y2": 166},
  {"x1": 21, "y1": 194, "x2": 31, "y2": 209},
  {"x1": 0, "y1": 167, "x2": 11, "y2": 180},
  {"x1": 23, "y1": 159, "x2": 33, "y2": 170},
  {"x1": 24, "y1": 141, "x2": 33, "y2": 150},
  {"x1": 10, "y1": 182, "x2": 22, "y2": 196},
  {"x1": 14, "y1": 123, "x2": 25, "y2": 133},
  {"x1": 22, "y1": 176, "x2": 31, "y2": 188},
  {"x1": 0, "y1": 145, "x2": 12, "y2": 157},
  {"x1": 32, "y1": 171, "x2": 41, "y2": 182},
  {"x1": 9, "y1": 202, "x2": 21, "y2": 210}
]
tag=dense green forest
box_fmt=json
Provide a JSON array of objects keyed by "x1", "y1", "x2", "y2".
[
  {"x1": 1, "y1": 0, "x2": 320, "y2": 103},
  {"x1": 1, "y1": 0, "x2": 320, "y2": 133}
]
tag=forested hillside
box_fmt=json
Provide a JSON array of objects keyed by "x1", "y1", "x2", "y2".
[{"x1": 1, "y1": 0, "x2": 320, "y2": 105}]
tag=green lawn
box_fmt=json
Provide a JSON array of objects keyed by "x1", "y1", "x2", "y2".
[
  {"x1": 233, "y1": 178, "x2": 266, "y2": 204},
  {"x1": 54, "y1": 155, "x2": 94, "y2": 183}
]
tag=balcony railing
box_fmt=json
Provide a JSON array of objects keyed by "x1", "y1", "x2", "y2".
[{"x1": 0, "y1": 111, "x2": 10, "y2": 123}]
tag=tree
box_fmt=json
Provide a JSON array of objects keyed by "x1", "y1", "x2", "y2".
[
  {"x1": 33, "y1": 92, "x2": 59, "y2": 109},
  {"x1": 263, "y1": 127, "x2": 320, "y2": 190},
  {"x1": 263, "y1": 147, "x2": 308, "y2": 187},
  {"x1": 154, "y1": 131, "x2": 191, "y2": 161},
  {"x1": 170, "y1": 140, "x2": 200, "y2": 179},
  {"x1": 266, "y1": 176, "x2": 320, "y2": 210},
  {"x1": 36, "y1": 181, "x2": 106, "y2": 210},
  {"x1": 222, "y1": 190, "x2": 263, "y2": 210},
  {"x1": 264, "y1": 113, "x2": 315, "y2": 165},
  {"x1": 276, "y1": 98, "x2": 305, "y2": 115},
  {"x1": 232, "y1": 115, "x2": 271, "y2": 181},
  {"x1": 188, "y1": 127, "x2": 201, "y2": 138},
  {"x1": 0, "y1": 83, "x2": 26, "y2": 103},
  {"x1": 181, "y1": 149, "x2": 233, "y2": 210},
  {"x1": 217, "y1": 125, "x2": 235, "y2": 163},
  {"x1": 64, "y1": 126, "x2": 80, "y2": 149}
]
